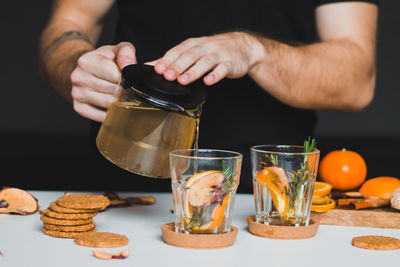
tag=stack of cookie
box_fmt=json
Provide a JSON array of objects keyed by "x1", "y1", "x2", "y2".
[{"x1": 41, "y1": 193, "x2": 110, "y2": 238}]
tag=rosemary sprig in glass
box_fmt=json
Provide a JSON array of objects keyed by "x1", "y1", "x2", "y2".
[
  {"x1": 287, "y1": 137, "x2": 317, "y2": 219},
  {"x1": 262, "y1": 138, "x2": 317, "y2": 223}
]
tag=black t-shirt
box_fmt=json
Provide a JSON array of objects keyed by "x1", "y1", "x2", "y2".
[{"x1": 90, "y1": 0, "x2": 378, "y2": 193}]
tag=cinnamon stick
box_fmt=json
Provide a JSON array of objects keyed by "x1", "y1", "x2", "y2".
[{"x1": 337, "y1": 197, "x2": 390, "y2": 210}]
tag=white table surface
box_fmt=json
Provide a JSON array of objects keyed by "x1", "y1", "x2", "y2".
[{"x1": 1, "y1": 191, "x2": 399, "y2": 266}]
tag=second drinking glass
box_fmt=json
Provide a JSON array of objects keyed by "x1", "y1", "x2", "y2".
[{"x1": 251, "y1": 145, "x2": 320, "y2": 226}]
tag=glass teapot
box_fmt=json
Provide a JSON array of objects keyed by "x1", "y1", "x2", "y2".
[{"x1": 96, "y1": 64, "x2": 206, "y2": 178}]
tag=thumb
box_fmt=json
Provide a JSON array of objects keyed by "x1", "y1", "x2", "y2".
[{"x1": 115, "y1": 42, "x2": 137, "y2": 70}]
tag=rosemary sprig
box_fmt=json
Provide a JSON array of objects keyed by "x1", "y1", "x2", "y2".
[
  {"x1": 264, "y1": 154, "x2": 279, "y2": 166},
  {"x1": 288, "y1": 137, "x2": 317, "y2": 215},
  {"x1": 221, "y1": 160, "x2": 236, "y2": 194},
  {"x1": 302, "y1": 136, "x2": 317, "y2": 168},
  {"x1": 187, "y1": 206, "x2": 214, "y2": 229}
]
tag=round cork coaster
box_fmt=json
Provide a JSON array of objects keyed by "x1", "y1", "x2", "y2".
[
  {"x1": 352, "y1": 235, "x2": 400, "y2": 250},
  {"x1": 247, "y1": 216, "x2": 319, "y2": 240},
  {"x1": 161, "y1": 223, "x2": 238, "y2": 249}
]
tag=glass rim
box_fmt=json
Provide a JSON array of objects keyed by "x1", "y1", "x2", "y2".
[
  {"x1": 169, "y1": 149, "x2": 243, "y2": 160},
  {"x1": 250, "y1": 145, "x2": 320, "y2": 155}
]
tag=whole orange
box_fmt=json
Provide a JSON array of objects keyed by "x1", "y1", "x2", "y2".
[
  {"x1": 359, "y1": 177, "x2": 400, "y2": 199},
  {"x1": 318, "y1": 149, "x2": 367, "y2": 190}
]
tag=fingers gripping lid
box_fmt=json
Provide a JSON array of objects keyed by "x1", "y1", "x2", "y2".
[{"x1": 121, "y1": 64, "x2": 206, "y2": 112}]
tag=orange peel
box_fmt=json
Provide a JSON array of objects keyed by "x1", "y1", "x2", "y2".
[
  {"x1": 256, "y1": 171, "x2": 288, "y2": 218},
  {"x1": 312, "y1": 195, "x2": 330, "y2": 205},
  {"x1": 311, "y1": 198, "x2": 336, "y2": 212}
]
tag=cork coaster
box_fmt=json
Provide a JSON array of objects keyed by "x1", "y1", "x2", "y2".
[
  {"x1": 352, "y1": 235, "x2": 400, "y2": 250},
  {"x1": 247, "y1": 216, "x2": 319, "y2": 239},
  {"x1": 161, "y1": 223, "x2": 238, "y2": 249},
  {"x1": 56, "y1": 194, "x2": 110, "y2": 210},
  {"x1": 43, "y1": 208, "x2": 97, "y2": 220},
  {"x1": 43, "y1": 227, "x2": 96, "y2": 238},
  {"x1": 44, "y1": 222, "x2": 96, "y2": 232},
  {"x1": 40, "y1": 214, "x2": 94, "y2": 226},
  {"x1": 49, "y1": 201, "x2": 97, "y2": 214}
]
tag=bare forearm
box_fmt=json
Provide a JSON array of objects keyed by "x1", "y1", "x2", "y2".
[
  {"x1": 248, "y1": 36, "x2": 376, "y2": 112},
  {"x1": 39, "y1": 23, "x2": 95, "y2": 103}
]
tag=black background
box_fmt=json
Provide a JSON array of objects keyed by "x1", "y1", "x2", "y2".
[{"x1": 0, "y1": 1, "x2": 399, "y2": 191}]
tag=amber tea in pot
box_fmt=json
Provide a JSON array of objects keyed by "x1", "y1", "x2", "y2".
[{"x1": 96, "y1": 64, "x2": 206, "y2": 178}]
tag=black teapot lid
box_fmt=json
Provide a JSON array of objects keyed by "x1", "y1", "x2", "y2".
[{"x1": 121, "y1": 64, "x2": 206, "y2": 112}]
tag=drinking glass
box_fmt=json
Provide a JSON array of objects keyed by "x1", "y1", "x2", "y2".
[
  {"x1": 251, "y1": 145, "x2": 320, "y2": 226},
  {"x1": 169, "y1": 149, "x2": 242, "y2": 234}
]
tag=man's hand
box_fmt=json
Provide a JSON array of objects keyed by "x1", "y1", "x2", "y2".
[
  {"x1": 70, "y1": 42, "x2": 136, "y2": 122},
  {"x1": 152, "y1": 32, "x2": 262, "y2": 86},
  {"x1": 152, "y1": 2, "x2": 377, "y2": 113}
]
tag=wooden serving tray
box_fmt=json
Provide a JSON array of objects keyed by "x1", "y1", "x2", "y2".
[{"x1": 312, "y1": 207, "x2": 400, "y2": 229}]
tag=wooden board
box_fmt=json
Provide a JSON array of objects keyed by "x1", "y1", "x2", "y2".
[{"x1": 311, "y1": 208, "x2": 400, "y2": 229}]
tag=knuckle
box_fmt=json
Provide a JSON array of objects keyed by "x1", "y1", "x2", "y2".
[
  {"x1": 183, "y1": 50, "x2": 198, "y2": 62},
  {"x1": 169, "y1": 64, "x2": 181, "y2": 74},
  {"x1": 202, "y1": 55, "x2": 215, "y2": 66},
  {"x1": 104, "y1": 96, "x2": 115, "y2": 108},
  {"x1": 120, "y1": 42, "x2": 136, "y2": 52},
  {"x1": 77, "y1": 53, "x2": 92, "y2": 69},
  {"x1": 72, "y1": 101, "x2": 85, "y2": 116},
  {"x1": 164, "y1": 49, "x2": 179, "y2": 61},
  {"x1": 183, "y1": 38, "x2": 196, "y2": 46},
  {"x1": 71, "y1": 87, "x2": 84, "y2": 102},
  {"x1": 210, "y1": 69, "x2": 220, "y2": 79},
  {"x1": 70, "y1": 69, "x2": 81, "y2": 85},
  {"x1": 220, "y1": 62, "x2": 231, "y2": 72},
  {"x1": 97, "y1": 95, "x2": 112, "y2": 109},
  {"x1": 118, "y1": 45, "x2": 135, "y2": 57},
  {"x1": 96, "y1": 45, "x2": 112, "y2": 52},
  {"x1": 187, "y1": 68, "x2": 198, "y2": 79},
  {"x1": 110, "y1": 69, "x2": 121, "y2": 83}
]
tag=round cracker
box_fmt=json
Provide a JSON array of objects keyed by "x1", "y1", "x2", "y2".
[
  {"x1": 40, "y1": 214, "x2": 94, "y2": 226},
  {"x1": 352, "y1": 235, "x2": 400, "y2": 250},
  {"x1": 49, "y1": 201, "x2": 97, "y2": 214},
  {"x1": 44, "y1": 222, "x2": 96, "y2": 232},
  {"x1": 74, "y1": 232, "x2": 129, "y2": 248},
  {"x1": 56, "y1": 194, "x2": 110, "y2": 210},
  {"x1": 43, "y1": 208, "x2": 97, "y2": 220},
  {"x1": 43, "y1": 227, "x2": 96, "y2": 239}
]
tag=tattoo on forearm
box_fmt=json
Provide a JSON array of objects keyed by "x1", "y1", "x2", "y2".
[{"x1": 42, "y1": 31, "x2": 93, "y2": 59}]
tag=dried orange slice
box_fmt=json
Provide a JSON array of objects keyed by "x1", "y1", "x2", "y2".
[
  {"x1": 313, "y1": 181, "x2": 333, "y2": 197},
  {"x1": 256, "y1": 166, "x2": 288, "y2": 192},
  {"x1": 311, "y1": 198, "x2": 336, "y2": 212},
  {"x1": 185, "y1": 171, "x2": 225, "y2": 208}
]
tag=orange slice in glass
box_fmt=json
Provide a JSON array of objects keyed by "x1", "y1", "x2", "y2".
[
  {"x1": 198, "y1": 194, "x2": 230, "y2": 231},
  {"x1": 185, "y1": 171, "x2": 225, "y2": 208},
  {"x1": 264, "y1": 180, "x2": 288, "y2": 217},
  {"x1": 256, "y1": 166, "x2": 288, "y2": 192},
  {"x1": 184, "y1": 171, "x2": 226, "y2": 229},
  {"x1": 256, "y1": 168, "x2": 288, "y2": 218}
]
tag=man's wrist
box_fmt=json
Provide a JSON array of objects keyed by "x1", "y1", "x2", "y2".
[
  {"x1": 237, "y1": 31, "x2": 267, "y2": 71},
  {"x1": 39, "y1": 36, "x2": 93, "y2": 103}
]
